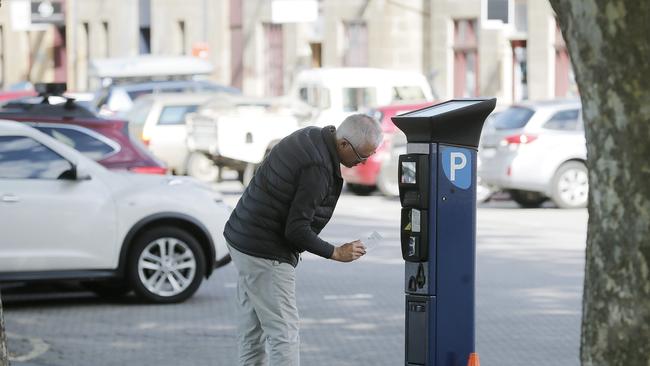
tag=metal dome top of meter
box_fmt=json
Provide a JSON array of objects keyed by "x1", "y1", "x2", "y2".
[{"x1": 391, "y1": 98, "x2": 496, "y2": 148}]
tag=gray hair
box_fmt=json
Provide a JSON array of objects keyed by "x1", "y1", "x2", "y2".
[{"x1": 336, "y1": 114, "x2": 383, "y2": 148}]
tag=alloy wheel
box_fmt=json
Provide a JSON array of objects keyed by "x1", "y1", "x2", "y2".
[
  {"x1": 557, "y1": 168, "x2": 589, "y2": 207},
  {"x1": 137, "y1": 237, "x2": 197, "y2": 297}
]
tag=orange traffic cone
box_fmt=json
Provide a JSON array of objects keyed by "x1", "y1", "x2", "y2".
[{"x1": 467, "y1": 352, "x2": 480, "y2": 366}]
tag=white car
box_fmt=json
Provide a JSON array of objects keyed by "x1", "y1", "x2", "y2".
[
  {"x1": 126, "y1": 93, "x2": 220, "y2": 181},
  {"x1": 0, "y1": 120, "x2": 231, "y2": 303},
  {"x1": 478, "y1": 99, "x2": 586, "y2": 208},
  {"x1": 288, "y1": 67, "x2": 435, "y2": 127}
]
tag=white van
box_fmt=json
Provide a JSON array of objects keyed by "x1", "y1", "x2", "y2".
[{"x1": 288, "y1": 67, "x2": 434, "y2": 126}]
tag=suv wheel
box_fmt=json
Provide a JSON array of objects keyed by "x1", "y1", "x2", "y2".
[
  {"x1": 510, "y1": 190, "x2": 547, "y2": 208},
  {"x1": 551, "y1": 161, "x2": 589, "y2": 209},
  {"x1": 186, "y1": 152, "x2": 219, "y2": 182},
  {"x1": 128, "y1": 227, "x2": 206, "y2": 304}
]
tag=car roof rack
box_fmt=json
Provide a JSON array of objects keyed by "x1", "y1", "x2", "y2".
[{"x1": 0, "y1": 83, "x2": 98, "y2": 119}]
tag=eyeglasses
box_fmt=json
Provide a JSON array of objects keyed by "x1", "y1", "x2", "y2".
[{"x1": 343, "y1": 138, "x2": 370, "y2": 163}]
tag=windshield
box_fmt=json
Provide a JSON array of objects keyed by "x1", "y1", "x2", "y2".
[
  {"x1": 343, "y1": 87, "x2": 376, "y2": 112},
  {"x1": 492, "y1": 106, "x2": 535, "y2": 130},
  {"x1": 391, "y1": 86, "x2": 425, "y2": 102}
]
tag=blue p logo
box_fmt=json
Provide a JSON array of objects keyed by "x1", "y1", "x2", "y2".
[{"x1": 442, "y1": 147, "x2": 472, "y2": 189}]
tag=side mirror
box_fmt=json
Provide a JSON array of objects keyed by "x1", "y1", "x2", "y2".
[{"x1": 58, "y1": 164, "x2": 91, "y2": 181}]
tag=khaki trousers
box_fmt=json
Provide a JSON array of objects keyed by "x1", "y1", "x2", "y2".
[{"x1": 227, "y1": 244, "x2": 300, "y2": 366}]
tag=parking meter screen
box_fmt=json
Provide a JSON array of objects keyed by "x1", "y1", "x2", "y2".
[
  {"x1": 403, "y1": 100, "x2": 482, "y2": 117},
  {"x1": 401, "y1": 162, "x2": 417, "y2": 184}
]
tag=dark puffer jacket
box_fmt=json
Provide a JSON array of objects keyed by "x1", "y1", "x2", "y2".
[{"x1": 223, "y1": 126, "x2": 343, "y2": 267}]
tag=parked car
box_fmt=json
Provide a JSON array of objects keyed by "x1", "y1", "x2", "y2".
[
  {"x1": 94, "y1": 79, "x2": 240, "y2": 117},
  {"x1": 287, "y1": 67, "x2": 434, "y2": 128},
  {"x1": 0, "y1": 84, "x2": 167, "y2": 174},
  {"x1": 478, "y1": 99, "x2": 587, "y2": 208},
  {"x1": 0, "y1": 120, "x2": 231, "y2": 303},
  {"x1": 126, "y1": 93, "x2": 221, "y2": 181},
  {"x1": 341, "y1": 102, "x2": 433, "y2": 196},
  {"x1": 89, "y1": 56, "x2": 241, "y2": 117},
  {"x1": 186, "y1": 95, "x2": 300, "y2": 186}
]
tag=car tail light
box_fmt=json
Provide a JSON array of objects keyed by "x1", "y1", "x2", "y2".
[
  {"x1": 501, "y1": 134, "x2": 538, "y2": 145},
  {"x1": 141, "y1": 132, "x2": 151, "y2": 146},
  {"x1": 129, "y1": 166, "x2": 167, "y2": 175}
]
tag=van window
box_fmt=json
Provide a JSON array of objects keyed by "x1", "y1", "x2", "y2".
[
  {"x1": 343, "y1": 87, "x2": 376, "y2": 112},
  {"x1": 158, "y1": 105, "x2": 199, "y2": 125},
  {"x1": 298, "y1": 86, "x2": 330, "y2": 109},
  {"x1": 392, "y1": 86, "x2": 426, "y2": 102},
  {"x1": 493, "y1": 106, "x2": 534, "y2": 130}
]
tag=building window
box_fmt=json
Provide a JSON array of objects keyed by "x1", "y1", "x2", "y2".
[
  {"x1": 486, "y1": 0, "x2": 509, "y2": 23},
  {"x1": 139, "y1": 27, "x2": 151, "y2": 54},
  {"x1": 139, "y1": 0, "x2": 151, "y2": 54},
  {"x1": 54, "y1": 26, "x2": 67, "y2": 82},
  {"x1": 343, "y1": 21, "x2": 367, "y2": 67},
  {"x1": 0, "y1": 25, "x2": 4, "y2": 88},
  {"x1": 177, "y1": 21, "x2": 186, "y2": 55},
  {"x1": 310, "y1": 42, "x2": 322, "y2": 68},
  {"x1": 554, "y1": 22, "x2": 578, "y2": 97},
  {"x1": 453, "y1": 19, "x2": 479, "y2": 98},
  {"x1": 264, "y1": 23, "x2": 284, "y2": 97},
  {"x1": 230, "y1": 0, "x2": 243, "y2": 89},
  {"x1": 512, "y1": 40, "x2": 527, "y2": 101},
  {"x1": 102, "y1": 21, "x2": 110, "y2": 57}
]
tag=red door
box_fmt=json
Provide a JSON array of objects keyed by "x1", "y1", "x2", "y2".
[{"x1": 264, "y1": 23, "x2": 284, "y2": 97}]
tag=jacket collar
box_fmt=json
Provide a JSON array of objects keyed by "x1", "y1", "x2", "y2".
[{"x1": 321, "y1": 125, "x2": 342, "y2": 178}]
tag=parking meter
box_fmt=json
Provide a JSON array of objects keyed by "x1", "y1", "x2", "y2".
[{"x1": 392, "y1": 99, "x2": 496, "y2": 366}]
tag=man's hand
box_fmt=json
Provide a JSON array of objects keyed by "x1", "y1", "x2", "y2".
[{"x1": 330, "y1": 240, "x2": 366, "y2": 262}]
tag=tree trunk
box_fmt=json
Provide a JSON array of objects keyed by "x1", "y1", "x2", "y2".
[
  {"x1": 549, "y1": 1, "x2": 650, "y2": 365},
  {"x1": 0, "y1": 290, "x2": 7, "y2": 366}
]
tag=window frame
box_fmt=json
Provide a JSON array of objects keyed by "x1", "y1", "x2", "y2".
[
  {"x1": 29, "y1": 123, "x2": 121, "y2": 160},
  {"x1": 342, "y1": 87, "x2": 377, "y2": 112},
  {"x1": 0, "y1": 135, "x2": 74, "y2": 180},
  {"x1": 542, "y1": 108, "x2": 581, "y2": 131}
]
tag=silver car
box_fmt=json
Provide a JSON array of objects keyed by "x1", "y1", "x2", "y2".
[{"x1": 478, "y1": 99, "x2": 587, "y2": 208}]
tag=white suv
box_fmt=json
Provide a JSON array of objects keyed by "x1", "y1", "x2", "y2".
[
  {"x1": 478, "y1": 99, "x2": 586, "y2": 208},
  {"x1": 0, "y1": 120, "x2": 231, "y2": 303}
]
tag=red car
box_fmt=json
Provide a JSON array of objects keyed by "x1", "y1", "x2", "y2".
[
  {"x1": 342, "y1": 102, "x2": 433, "y2": 196},
  {"x1": 0, "y1": 86, "x2": 166, "y2": 174}
]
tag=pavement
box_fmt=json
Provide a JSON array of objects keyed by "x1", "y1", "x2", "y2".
[{"x1": 2, "y1": 181, "x2": 587, "y2": 366}]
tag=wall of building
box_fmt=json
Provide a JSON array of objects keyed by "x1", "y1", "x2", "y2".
[
  {"x1": 65, "y1": 0, "x2": 139, "y2": 90},
  {"x1": 239, "y1": 0, "x2": 314, "y2": 96},
  {"x1": 0, "y1": 0, "x2": 573, "y2": 103},
  {"x1": 526, "y1": 0, "x2": 555, "y2": 100},
  {"x1": 322, "y1": 0, "x2": 427, "y2": 72},
  {"x1": 0, "y1": 4, "x2": 58, "y2": 88},
  {"x1": 149, "y1": 0, "x2": 231, "y2": 85}
]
